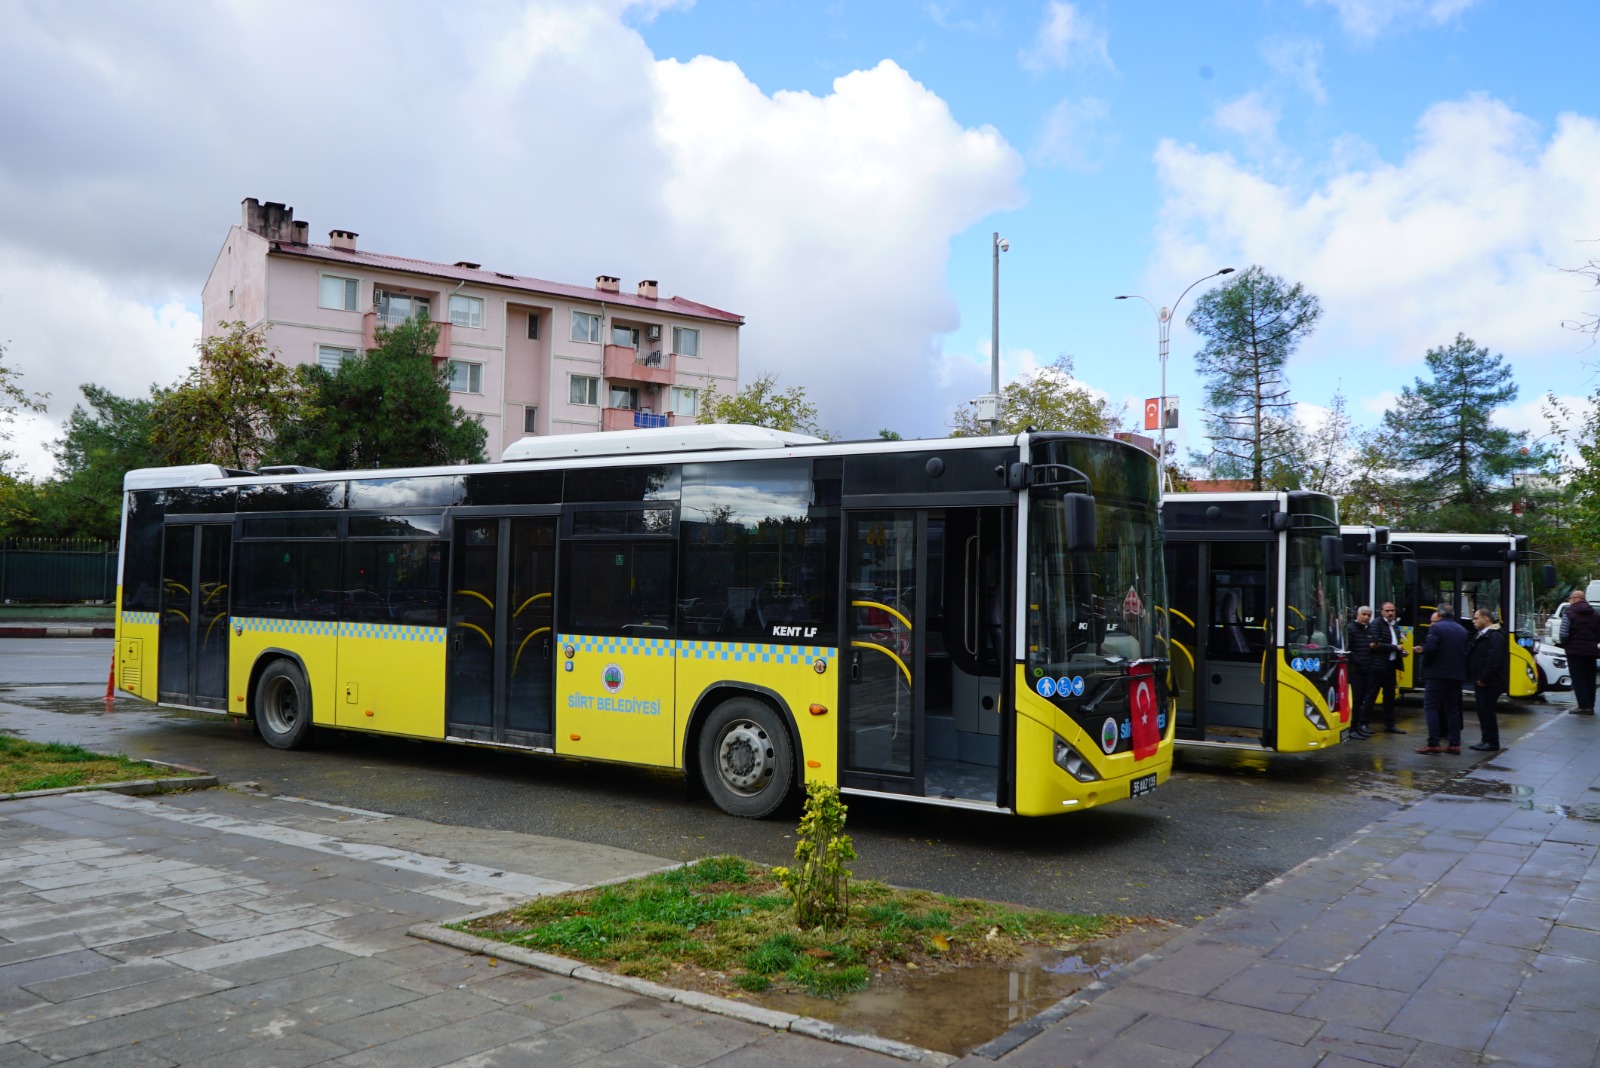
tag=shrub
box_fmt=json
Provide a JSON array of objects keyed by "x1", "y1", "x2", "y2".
[{"x1": 771, "y1": 781, "x2": 857, "y2": 928}]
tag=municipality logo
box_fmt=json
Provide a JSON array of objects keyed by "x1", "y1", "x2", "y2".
[
  {"x1": 1100, "y1": 718, "x2": 1119, "y2": 754},
  {"x1": 601, "y1": 663, "x2": 624, "y2": 694}
]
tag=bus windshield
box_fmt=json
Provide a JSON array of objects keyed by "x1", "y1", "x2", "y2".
[
  {"x1": 1285, "y1": 529, "x2": 1347, "y2": 652},
  {"x1": 1513, "y1": 563, "x2": 1536, "y2": 641},
  {"x1": 1026, "y1": 493, "x2": 1164, "y2": 676}
]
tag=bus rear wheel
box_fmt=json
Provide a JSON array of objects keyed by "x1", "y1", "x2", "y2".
[
  {"x1": 255, "y1": 660, "x2": 313, "y2": 750},
  {"x1": 699, "y1": 698, "x2": 795, "y2": 819}
]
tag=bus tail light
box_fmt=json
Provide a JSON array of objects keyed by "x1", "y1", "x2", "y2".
[{"x1": 1053, "y1": 735, "x2": 1102, "y2": 782}]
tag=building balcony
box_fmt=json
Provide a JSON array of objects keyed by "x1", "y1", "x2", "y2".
[
  {"x1": 602, "y1": 407, "x2": 676, "y2": 432},
  {"x1": 363, "y1": 312, "x2": 452, "y2": 361},
  {"x1": 603, "y1": 344, "x2": 675, "y2": 385}
]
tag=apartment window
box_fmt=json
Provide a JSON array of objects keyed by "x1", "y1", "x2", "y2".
[
  {"x1": 449, "y1": 294, "x2": 484, "y2": 329},
  {"x1": 524, "y1": 406, "x2": 539, "y2": 433},
  {"x1": 527, "y1": 313, "x2": 540, "y2": 340},
  {"x1": 672, "y1": 327, "x2": 700, "y2": 357},
  {"x1": 669, "y1": 387, "x2": 699, "y2": 417},
  {"x1": 570, "y1": 311, "x2": 602, "y2": 344},
  {"x1": 376, "y1": 290, "x2": 430, "y2": 325},
  {"x1": 569, "y1": 374, "x2": 599, "y2": 406},
  {"x1": 320, "y1": 275, "x2": 359, "y2": 311},
  {"x1": 612, "y1": 325, "x2": 640, "y2": 349},
  {"x1": 447, "y1": 361, "x2": 483, "y2": 394},
  {"x1": 318, "y1": 345, "x2": 356, "y2": 372},
  {"x1": 610, "y1": 386, "x2": 640, "y2": 411},
  {"x1": 227, "y1": 288, "x2": 235, "y2": 309}
]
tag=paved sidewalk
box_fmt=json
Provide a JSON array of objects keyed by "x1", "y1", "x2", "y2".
[
  {"x1": 958, "y1": 706, "x2": 1600, "y2": 1068},
  {"x1": 0, "y1": 620, "x2": 114, "y2": 638}
]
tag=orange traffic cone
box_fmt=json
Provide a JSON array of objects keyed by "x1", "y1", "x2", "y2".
[{"x1": 105, "y1": 654, "x2": 116, "y2": 703}]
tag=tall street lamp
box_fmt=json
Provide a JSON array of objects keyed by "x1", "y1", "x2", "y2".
[
  {"x1": 988, "y1": 232, "x2": 1009, "y2": 434},
  {"x1": 1115, "y1": 267, "x2": 1234, "y2": 492}
]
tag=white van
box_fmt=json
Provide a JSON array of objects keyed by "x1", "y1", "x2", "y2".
[{"x1": 1547, "y1": 580, "x2": 1600, "y2": 644}]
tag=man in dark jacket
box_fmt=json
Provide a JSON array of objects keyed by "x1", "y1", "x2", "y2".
[
  {"x1": 1418, "y1": 604, "x2": 1470, "y2": 753},
  {"x1": 1465, "y1": 608, "x2": 1508, "y2": 750},
  {"x1": 1370, "y1": 602, "x2": 1408, "y2": 733},
  {"x1": 1560, "y1": 590, "x2": 1600, "y2": 715},
  {"x1": 1345, "y1": 606, "x2": 1377, "y2": 738}
]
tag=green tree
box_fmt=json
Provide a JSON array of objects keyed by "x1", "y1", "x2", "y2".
[
  {"x1": 697, "y1": 372, "x2": 828, "y2": 437},
  {"x1": 150, "y1": 321, "x2": 314, "y2": 469},
  {"x1": 1565, "y1": 385, "x2": 1600, "y2": 561},
  {"x1": 949, "y1": 355, "x2": 1122, "y2": 437},
  {"x1": 0, "y1": 339, "x2": 47, "y2": 477},
  {"x1": 38, "y1": 384, "x2": 165, "y2": 540},
  {"x1": 1379, "y1": 333, "x2": 1548, "y2": 531},
  {"x1": 1187, "y1": 266, "x2": 1322, "y2": 490},
  {"x1": 272, "y1": 317, "x2": 487, "y2": 469}
]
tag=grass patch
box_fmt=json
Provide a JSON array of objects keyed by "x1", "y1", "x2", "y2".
[
  {"x1": 455, "y1": 855, "x2": 1135, "y2": 1001},
  {"x1": 0, "y1": 735, "x2": 199, "y2": 794}
]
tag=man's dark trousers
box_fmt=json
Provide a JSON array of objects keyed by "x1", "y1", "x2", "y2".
[
  {"x1": 1373, "y1": 663, "x2": 1401, "y2": 729},
  {"x1": 1423, "y1": 678, "x2": 1462, "y2": 748},
  {"x1": 1473, "y1": 684, "x2": 1502, "y2": 748}
]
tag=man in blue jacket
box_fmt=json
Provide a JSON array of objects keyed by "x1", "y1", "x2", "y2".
[{"x1": 1417, "y1": 604, "x2": 1471, "y2": 754}]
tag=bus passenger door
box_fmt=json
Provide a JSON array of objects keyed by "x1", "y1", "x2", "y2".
[
  {"x1": 841, "y1": 511, "x2": 924, "y2": 795},
  {"x1": 446, "y1": 514, "x2": 557, "y2": 747},
  {"x1": 157, "y1": 521, "x2": 232, "y2": 711},
  {"x1": 1164, "y1": 543, "x2": 1202, "y2": 739},
  {"x1": 1202, "y1": 541, "x2": 1274, "y2": 743}
]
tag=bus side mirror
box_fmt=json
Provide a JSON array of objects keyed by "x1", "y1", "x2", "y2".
[
  {"x1": 1321, "y1": 535, "x2": 1345, "y2": 575},
  {"x1": 1403, "y1": 559, "x2": 1418, "y2": 586},
  {"x1": 1269, "y1": 511, "x2": 1292, "y2": 532},
  {"x1": 1064, "y1": 493, "x2": 1098, "y2": 551},
  {"x1": 1542, "y1": 563, "x2": 1558, "y2": 589}
]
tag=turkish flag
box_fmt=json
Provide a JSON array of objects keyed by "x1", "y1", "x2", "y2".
[
  {"x1": 1143, "y1": 398, "x2": 1160, "y2": 430},
  {"x1": 1129, "y1": 664, "x2": 1160, "y2": 761}
]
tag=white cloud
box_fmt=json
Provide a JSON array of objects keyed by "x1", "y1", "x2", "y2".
[
  {"x1": 1262, "y1": 36, "x2": 1328, "y2": 105},
  {"x1": 1152, "y1": 94, "x2": 1600, "y2": 380},
  {"x1": 0, "y1": 1, "x2": 1025, "y2": 465},
  {"x1": 1019, "y1": 2, "x2": 1112, "y2": 74},
  {"x1": 1033, "y1": 97, "x2": 1113, "y2": 172},
  {"x1": 1211, "y1": 92, "x2": 1280, "y2": 153},
  {"x1": 1310, "y1": 0, "x2": 1480, "y2": 40}
]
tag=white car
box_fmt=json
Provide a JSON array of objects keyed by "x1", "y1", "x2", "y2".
[{"x1": 1535, "y1": 641, "x2": 1571, "y2": 692}]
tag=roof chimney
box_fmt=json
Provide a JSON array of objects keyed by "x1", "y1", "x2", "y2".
[
  {"x1": 242, "y1": 197, "x2": 298, "y2": 242},
  {"x1": 596, "y1": 275, "x2": 620, "y2": 294},
  {"x1": 290, "y1": 221, "x2": 309, "y2": 245},
  {"x1": 454, "y1": 261, "x2": 481, "y2": 270},
  {"x1": 636, "y1": 279, "x2": 658, "y2": 300},
  {"x1": 329, "y1": 229, "x2": 358, "y2": 252}
]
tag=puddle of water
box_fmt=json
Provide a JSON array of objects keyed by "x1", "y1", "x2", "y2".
[{"x1": 755, "y1": 924, "x2": 1176, "y2": 1055}]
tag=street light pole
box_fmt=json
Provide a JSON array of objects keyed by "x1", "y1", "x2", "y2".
[
  {"x1": 989, "y1": 232, "x2": 1009, "y2": 434},
  {"x1": 1116, "y1": 267, "x2": 1234, "y2": 494}
]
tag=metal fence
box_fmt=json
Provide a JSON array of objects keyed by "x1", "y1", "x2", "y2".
[{"x1": 0, "y1": 539, "x2": 118, "y2": 603}]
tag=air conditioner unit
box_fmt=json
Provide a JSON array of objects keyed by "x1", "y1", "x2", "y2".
[
  {"x1": 648, "y1": 325, "x2": 661, "y2": 341},
  {"x1": 373, "y1": 289, "x2": 383, "y2": 306},
  {"x1": 645, "y1": 383, "x2": 660, "y2": 394}
]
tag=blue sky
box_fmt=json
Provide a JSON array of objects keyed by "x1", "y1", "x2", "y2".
[{"x1": 1, "y1": 0, "x2": 1596, "y2": 475}]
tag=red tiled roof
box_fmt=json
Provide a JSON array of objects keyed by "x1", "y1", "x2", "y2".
[{"x1": 268, "y1": 242, "x2": 743, "y2": 325}]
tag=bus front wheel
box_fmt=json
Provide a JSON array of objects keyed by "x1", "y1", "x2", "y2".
[
  {"x1": 255, "y1": 660, "x2": 313, "y2": 750},
  {"x1": 699, "y1": 698, "x2": 794, "y2": 819}
]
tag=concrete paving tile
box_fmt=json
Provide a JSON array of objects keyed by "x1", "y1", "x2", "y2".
[
  {"x1": 1305, "y1": 1022, "x2": 1416, "y2": 1067},
  {"x1": 1100, "y1": 983, "x2": 1322, "y2": 1045},
  {"x1": 699, "y1": 1031, "x2": 906, "y2": 1066},
  {"x1": 33, "y1": 872, "x2": 173, "y2": 904},
  {"x1": 318, "y1": 1008, "x2": 547, "y2": 1067},
  {"x1": 1333, "y1": 925, "x2": 1461, "y2": 992},
  {"x1": 1447, "y1": 936, "x2": 1539, "y2": 968},
  {"x1": 0, "y1": 949, "x2": 117, "y2": 990},
  {"x1": 1208, "y1": 960, "x2": 1324, "y2": 1013},
  {"x1": 546, "y1": 997, "x2": 686, "y2": 1053},
  {"x1": 162, "y1": 928, "x2": 329, "y2": 971},
  {"x1": 191, "y1": 905, "x2": 341, "y2": 942},
  {"x1": 1195, "y1": 896, "x2": 1327, "y2": 950},
  {"x1": 1124, "y1": 940, "x2": 1260, "y2": 996},
  {"x1": 287, "y1": 980, "x2": 429, "y2": 1028},
  {"x1": 623, "y1": 1013, "x2": 776, "y2": 1067},
  {"x1": 1417, "y1": 952, "x2": 1528, "y2": 1007},
  {"x1": 1118, "y1": 1013, "x2": 1230, "y2": 1057},
  {"x1": 426, "y1": 1030, "x2": 588, "y2": 1067},
  {"x1": 1500, "y1": 876, "x2": 1579, "y2": 911},
  {"x1": 1558, "y1": 896, "x2": 1600, "y2": 932},
  {"x1": 167, "y1": 873, "x2": 266, "y2": 895},
  {"x1": 25, "y1": 1048, "x2": 176, "y2": 1068},
  {"x1": 1193, "y1": 1031, "x2": 1322, "y2": 1067},
  {"x1": 1453, "y1": 849, "x2": 1527, "y2": 877},
  {"x1": 1462, "y1": 905, "x2": 1554, "y2": 952},
  {"x1": 216, "y1": 963, "x2": 376, "y2": 1010},
  {"x1": 98, "y1": 930, "x2": 218, "y2": 962},
  {"x1": 22, "y1": 959, "x2": 186, "y2": 1004},
  {"x1": 1543, "y1": 922, "x2": 1600, "y2": 963},
  {"x1": 321, "y1": 931, "x2": 423, "y2": 958},
  {"x1": 498, "y1": 979, "x2": 638, "y2": 1026},
  {"x1": 1385, "y1": 989, "x2": 1499, "y2": 1052},
  {"x1": 1397, "y1": 889, "x2": 1495, "y2": 934},
  {"x1": 1483, "y1": 1006, "x2": 1600, "y2": 1068},
  {"x1": 574, "y1": 1046, "x2": 681, "y2": 1068},
  {"x1": 1511, "y1": 952, "x2": 1600, "y2": 1013},
  {"x1": 12, "y1": 984, "x2": 240, "y2": 1058},
  {"x1": 0, "y1": 932, "x2": 94, "y2": 969},
  {"x1": 467, "y1": 969, "x2": 578, "y2": 1008},
  {"x1": 309, "y1": 988, "x2": 502, "y2": 1049},
  {"x1": 383, "y1": 950, "x2": 512, "y2": 995},
  {"x1": 179, "y1": 1032, "x2": 353, "y2": 1068}
]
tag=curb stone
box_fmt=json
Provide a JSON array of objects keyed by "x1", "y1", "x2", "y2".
[
  {"x1": 408, "y1": 922, "x2": 957, "y2": 1066},
  {"x1": 0, "y1": 773, "x2": 219, "y2": 803}
]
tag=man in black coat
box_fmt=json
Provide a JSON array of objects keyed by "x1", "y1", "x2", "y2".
[
  {"x1": 1465, "y1": 608, "x2": 1508, "y2": 751},
  {"x1": 1418, "y1": 604, "x2": 1470, "y2": 754},
  {"x1": 1370, "y1": 602, "x2": 1408, "y2": 733},
  {"x1": 1345, "y1": 606, "x2": 1378, "y2": 738}
]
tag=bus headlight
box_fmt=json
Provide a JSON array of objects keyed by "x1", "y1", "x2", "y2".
[
  {"x1": 1054, "y1": 735, "x2": 1102, "y2": 782},
  {"x1": 1302, "y1": 698, "x2": 1329, "y2": 731}
]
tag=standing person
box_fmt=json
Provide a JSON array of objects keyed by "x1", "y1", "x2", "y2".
[
  {"x1": 1417, "y1": 604, "x2": 1470, "y2": 754},
  {"x1": 1560, "y1": 589, "x2": 1600, "y2": 716},
  {"x1": 1371, "y1": 602, "x2": 1408, "y2": 733},
  {"x1": 1345, "y1": 606, "x2": 1377, "y2": 738},
  {"x1": 1465, "y1": 608, "x2": 1508, "y2": 751}
]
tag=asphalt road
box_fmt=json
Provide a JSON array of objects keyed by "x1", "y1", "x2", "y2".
[{"x1": 1, "y1": 638, "x2": 1573, "y2": 922}]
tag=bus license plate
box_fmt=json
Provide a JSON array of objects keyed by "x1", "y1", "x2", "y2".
[{"x1": 1131, "y1": 773, "x2": 1158, "y2": 798}]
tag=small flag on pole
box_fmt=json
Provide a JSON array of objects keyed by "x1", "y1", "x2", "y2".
[{"x1": 1143, "y1": 398, "x2": 1161, "y2": 430}]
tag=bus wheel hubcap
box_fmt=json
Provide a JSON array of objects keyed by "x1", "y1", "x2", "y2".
[
  {"x1": 718, "y1": 722, "x2": 770, "y2": 793},
  {"x1": 268, "y1": 682, "x2": 298, "y2": 731}
]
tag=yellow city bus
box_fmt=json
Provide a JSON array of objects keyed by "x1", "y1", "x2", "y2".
[
  {"x1": 1341, "y1": 527, "x2": 1553, "y2": 699},
  {"x1": 114, "y1": 424, "x2": 1173, "y2": 818},
  {"x1": 1160, "y1": 490, "x2": 1351, "y2": 752}
]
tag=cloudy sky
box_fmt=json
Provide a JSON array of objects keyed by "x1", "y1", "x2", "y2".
[{"x1": 1, "y1": 0, "x2": 1597, "y2": 477}]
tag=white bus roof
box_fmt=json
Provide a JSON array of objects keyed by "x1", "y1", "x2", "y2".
[
  {"x1": 123, "y1": 464, "x2": 230, "y2": 491},
  {"x1": 500, "y1": 424, "x2": 822, "y2": 462}
]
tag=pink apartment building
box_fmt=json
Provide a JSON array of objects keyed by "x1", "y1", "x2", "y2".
[{"x1": 201, "y1": 198, "x2": 743, "y2": 460}]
